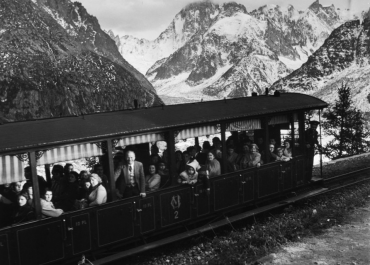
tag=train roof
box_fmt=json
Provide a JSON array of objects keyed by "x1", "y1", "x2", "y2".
[{"x1": 0, "y1": 93, "x2": 327, "y2": 154}]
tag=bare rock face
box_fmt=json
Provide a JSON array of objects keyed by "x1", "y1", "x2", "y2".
[
  {"x1": 0, "y1": 0, "x2": 162, "y2": 122},
  {"x1": 271, "y1": 18, "x2": 370, "y2": 112}
]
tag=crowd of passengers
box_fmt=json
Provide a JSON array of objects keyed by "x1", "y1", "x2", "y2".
[{"x1": 0, "y1": 134, "x2": 293, "y2": 228}]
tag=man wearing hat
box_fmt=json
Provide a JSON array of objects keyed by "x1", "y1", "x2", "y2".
[
  {"x1": 305, "y1": 120, "x2": 321, "y2": 180},
  {"x1": 116, "y1": 151, "x2": 146, "y2": 199}
]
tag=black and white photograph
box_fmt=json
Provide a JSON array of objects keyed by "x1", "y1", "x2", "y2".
[{"x1": 1, "y1": 0, "x2": 370, "y2": 264}]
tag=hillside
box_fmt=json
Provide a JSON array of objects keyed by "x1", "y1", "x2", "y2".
[
  {"x1": 0, "y1": 0, "x2": 162, "y2": 122},
  {"x1": 271, "y1": 17, "x2": 370, "y2": 112}
]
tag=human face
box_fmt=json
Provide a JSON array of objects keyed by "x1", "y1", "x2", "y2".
[
  {"x1": 84, "y1": 182, "x2": 91, "y2": 190},
  {"x1": 270, "y1": 139, "x2": 276, "y2": 145},
  {"x1": 278, "y1": 150, "x2": 283, "y2": 157},
  {"x1": 184, "y1": 153, "x2": 190, "y2": 163},
  {"x1": 227, "y1": 148, "x2": 234, "y2": 155},
  {"x1": 251, "y1": 145, "x2": 257, "y2": 153},
  {"x1": 66, "y1": 165, "x2": 73, "y2": 173},
  {"x1": 81, "y1": 172, "x2": 88, "y2": 180},
  {"x1": 126, "y1": 152, "x2": 135, "y2": 164},
  {"x1": 269, "y1": 145, "x2": 275, "y2": 152},
  {"x1": 69, "y1": 173, "x2": 76, "y2": 183},
  {"x1": 18, "y1": 195, "x2": 27, "y2": 206},
  {"x1": 90, "y1": 178, "x2": 98, "y2": 187},
  {"x1": 159, "y1": 163, "x2": 165, "y2": 171},
  {"x1": 242, "y1": 145, "x2": 249, "y2": 153},
  {"x1": 95, "y1": 166, "x2": 104, "y2": 176},
  {"x1": 15, "y1": 182, "x2": 23, "y2": 193},
  {"x1": 27, "y1": 187, "x2": 33, "y2": 196},
  {"x1": 24, "y1": 169, "x2": 32, "y2": 180},
  {"x1": 208, "y1": 152, "x2": 215, "y2": 161},
  {"x1": 175, "y1": 152, "x2": 182, "y2": 161},
  {"x1": 149, "y1": 165, "x2": 156, "y2": 175},
  {"x1": 187, "y1": 167, "x2": 195, "y2": 175},
  {"x1": 284, "y1": 141, "x2": 290, "y2": 148},
  {"x1": 45, "y1": 191, "x2": 53, "y2": 202}
]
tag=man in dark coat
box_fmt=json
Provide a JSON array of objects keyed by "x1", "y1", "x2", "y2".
[
  {"x1": 115, "y1": 151, "x2": 146, "y2": 199},
  {"x1": 305, "y1": 120, "x2": 321, "y2": 180}
]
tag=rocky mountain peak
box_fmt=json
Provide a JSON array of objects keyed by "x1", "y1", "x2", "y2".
[
  {"x1": 220, "y1": 2, "x2": 248, "y2": 17},
  {"x1": 308, "y1": 0, "x2": 339, "y2": 27}
]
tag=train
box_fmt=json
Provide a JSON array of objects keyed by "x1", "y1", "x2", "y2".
[{"x1": 0, "y1": 92, "x2": 327, "y2": 265}]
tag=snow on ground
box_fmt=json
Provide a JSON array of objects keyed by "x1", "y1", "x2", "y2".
[{"x1": 154, "y1": 64, "x2": 233, "y2": 100}]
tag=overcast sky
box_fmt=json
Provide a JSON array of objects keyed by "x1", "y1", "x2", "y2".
[{"x1": 77, "y1": 0, "x2": 369, "y2": 40}]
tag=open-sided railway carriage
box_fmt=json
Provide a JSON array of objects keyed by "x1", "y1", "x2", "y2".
[{"x1": 0, "y1": 93, "x2": 327, "y2": 265}]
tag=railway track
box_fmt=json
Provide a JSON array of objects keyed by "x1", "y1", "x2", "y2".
[{"x1": 92, "y1": 167, "x2": 370, "y2": 265}]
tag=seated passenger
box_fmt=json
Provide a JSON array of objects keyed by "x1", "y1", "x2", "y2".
[
  {"x1": 89, "y1": 174, "x2": 107, "y2": 206},
  {"x1": 270, "y1": 138, "x2": 277, "y2": 147},
  {"x1": 175, "y1": 150, "x2": 185, "y2": 174},
  {"x1": 206, "y1": 152, "x2": 221, "y2": 178},
  {"x1": 41, "y1": 189, "x2": 64, "y2": 218},
  {"x1": 183, "y1": 151, "x2": 191, "y2": 165},
  {"x1": 178, "y1": 161, "x2": 198, "y2": 185},
  {"x1": 249, "y1": 144, "x2": 262, "y2": 167},
  {"x1": 51, "y1": 165, "x2": 67, "y2": 204},
  {"x1": 22, "y1": 166, "x2": 47, "y2": 197},
  {"x1": 235, "y1": 143, "x2": 251, "y2": 170},
  {"x1": 145, "y1": 164, "x2": 161, "y2": 192},
  {"x1": 11, "y1": 193, "x2": 34, "y2": 225},
  {"x1": 149, "y1": 153, "x2": 162, "y2": 168},
  {"x1": 196, "y1": 141, "x2": 210, "y2": 165},
  {"x1": 115, "y1": 151, "x2": 146, "y2": 199},
  {"x1": 256, "y1": 137, "x2": 265, "y2": 153},
  {"x1": 227, "y1": 145, "x2": 238, "y2": 172},
  {"x1": 78, "y1": 178, "x2": 91, "y2": 201},
  {"x1": 268, "y1": 144, "x2": 278, "y2": 162},
  {"x1": 58, "y1": 171, "x2": 79, "y2": 211},
  {"x1": 26, "y1": 186, "x2": 34, "y2": 207},
  {"x1": 283, "y1": 139, "x2": 292, "y2": 158},
  {"x1": 158, "y1": 162, "x2": 170, "y2": 188},
  {"x1": 93, "y1": 164, "x2": 109, "y2": 191},
  {"x1": 276, "y1": 147, "x2": 291, "y2": 162},
  {"x1": 64, "y1": 163, "x2": 74, "y2": 176}
]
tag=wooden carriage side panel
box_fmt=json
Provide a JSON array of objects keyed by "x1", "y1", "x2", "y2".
[
  {"x1": 160, "y1": 188, "x2": 192, "y2": 227},
  {"x1": 195, "y1": 184, "x2": 210, "y2": 217},
  {"x1": 17, "y1": 221, "x2": 64, "y2": 265},
  {"x1": 0, "y1": 233, "x2": 10, "y2": 265},
  {"x1": 70, "y1": 213, "x2": 91, "y2": 256},
  {"x1": 282, "y1": 162, "x2": 293, "y2": 191},
  {"x1": 295, "y1": 156, "x2": 306, "y2": 186},
  {"x1": 258, "y1": 165, "x2": 280, "y2": 198},
  {"x1": 97, "y1": 202, "x2": 134, "y2": 247},
  {"x1": 213, "y1": 175, "x2": 240, "y2": 211},
  {"x1": 139, "y1": 196, "x2": 156, "y2": 234},
  {"x1": 241, "y1": 171, "x2": 255, "y2": 203}
]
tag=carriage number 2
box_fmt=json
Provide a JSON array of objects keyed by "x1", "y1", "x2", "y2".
[{"x1": 174, "y1": 211, "x2": 179, "y2": 219}]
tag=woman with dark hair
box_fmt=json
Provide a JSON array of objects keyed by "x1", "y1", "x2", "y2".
[
  {"x1": 11, "y1": 193, "x2": 34, "y2": 225},
  {"x1": 205, "y1": 152, "x2": 221, "y2": 178},
  {"x1": 41, "y1": 189, "x2": 64, "y2": 218},
  {"x1": 145, "y1": 164, "x2": 161, "y2": 192},
  {"x1": 58, "y1": 171, "x2": 79, "y2": 212},
  {"x1": 283, "y1": 139, "x2": 292, "y2": 158},
  {"x1": 88, "y1": 174, "x2": 107, "y2": 206},
  {"x1": 63, "y1": 163, "x2": 74, "y2": 176},
  {"x1": 149, "y1": 153, "x2": 162, "y2": 167},
  {"x1": 51, "y1": 165, "x2": 66, "y2": 205}
]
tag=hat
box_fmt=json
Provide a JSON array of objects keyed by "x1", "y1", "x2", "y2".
[{"x1": 309, "y1": 120, "x2": 320, "y2": 125}]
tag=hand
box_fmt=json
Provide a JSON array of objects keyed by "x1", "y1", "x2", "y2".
[{"x1": 140, "y1": 193, "x2": 146, "y2": 198}]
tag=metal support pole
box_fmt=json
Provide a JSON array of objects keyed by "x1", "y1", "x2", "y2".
[
  {"x1": 290, "y1": 114, "x2": 295, "y2": 157},
  {"x1": 29, "y1": 152, "x2": 42, "y2": 220},
  {"x1": 168, "y1": 130, "x2": 176, "y2": 185},
  {"x1": 221, "y1": 123, "x2": 227, "y2": 174},
  {"x1": 319, "y1": 110, "x2": 323, "y2": 178},
  {"x1": 106, "y1": 140, "x2": 117, "y2": 201},
  {"x1": 263, "y1": 117, "x2": 270, "y2": 163}
]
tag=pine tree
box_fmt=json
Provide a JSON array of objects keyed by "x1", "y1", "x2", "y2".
[{"x1": 322, "y1": 83, "x2": 370, "y2": 159}]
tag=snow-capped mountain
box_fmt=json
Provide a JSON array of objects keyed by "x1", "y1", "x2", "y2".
[
  {"x1": 111, "y1": 0, "x2": 357, "y2": 102},
  {"x1": 0, "y1": 0, "x2": 162, "y2": 122},
  {"x1": 271, "y1": 15, "x2": 370, "y2": 113}
]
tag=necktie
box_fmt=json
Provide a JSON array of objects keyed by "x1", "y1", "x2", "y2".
[{"x1": 129, "y1": 165, "x2": 135, "y2": 186}]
